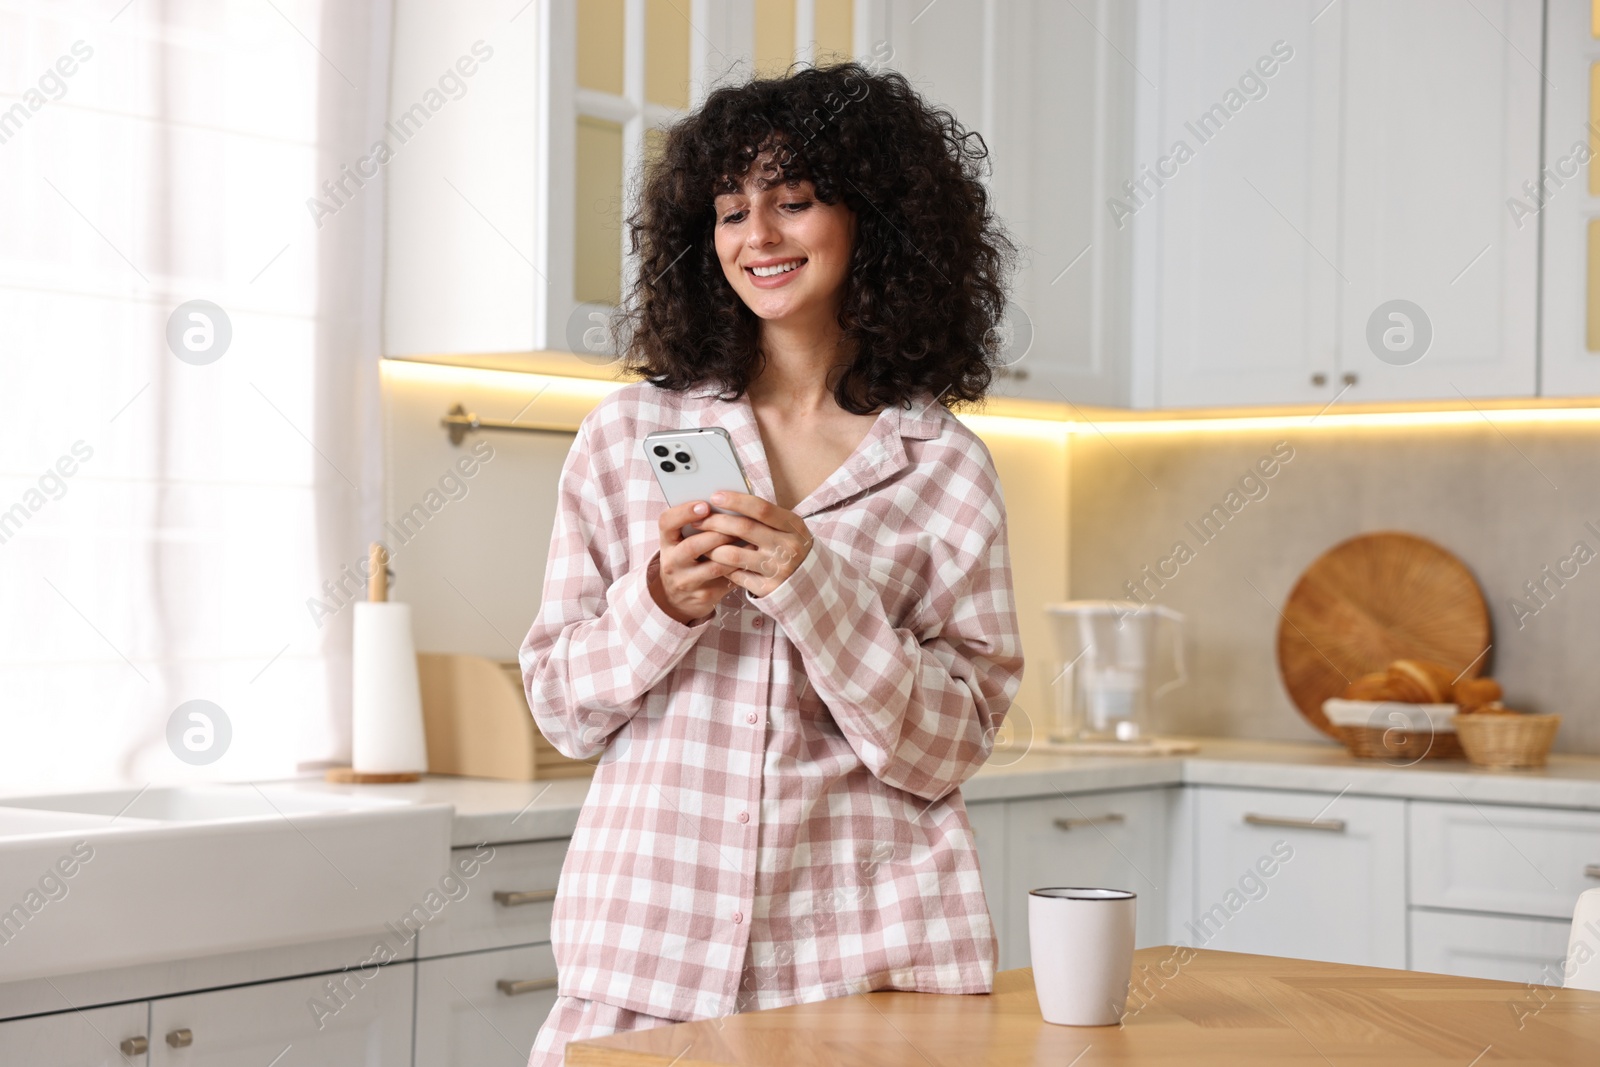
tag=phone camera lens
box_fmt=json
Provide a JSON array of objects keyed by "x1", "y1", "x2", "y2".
[
  {"x1": 652, "y1": 445, "x2": 669, "y2": 457},
  {"x1": 660, "y1": 461, "x2": 676, "y2": 472},
  {"x1": 674, "y1": 452, "x2": 691, "y2": 464}
]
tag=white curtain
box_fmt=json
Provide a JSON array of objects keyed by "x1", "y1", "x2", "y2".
[{"x1": 0, "y1": 0, "x2": 390, "y2": 792}]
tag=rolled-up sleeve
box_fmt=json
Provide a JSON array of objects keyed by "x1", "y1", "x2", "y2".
[
  {"x1": 750, "y1": 503, "x2": 1024, "y2": 803},
  {"x1": 519, "y1": 420, "x2": 715, "y2": 760}
]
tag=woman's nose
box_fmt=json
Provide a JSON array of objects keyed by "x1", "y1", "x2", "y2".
[{"x1": 746, "y1": 209, "x2": 780, "y2": 247}]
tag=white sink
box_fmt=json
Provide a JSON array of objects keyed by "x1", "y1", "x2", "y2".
[
  {"x1": 0, "y1": 783, "x2": 453, "y2": 984},
  {"x1": 0, "y1": 805, "x2": 162, "y2": 838},
  {"x1": 3, "y1": 784, "x2": 413, "y2": 823}
]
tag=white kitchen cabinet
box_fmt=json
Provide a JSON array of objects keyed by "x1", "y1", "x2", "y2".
[
  {"x1": 965, "y1": 799, "x2": 1011, "y2": 968},
  {"x1": 415, "y1": 944, "x2": 557, "y2": 1067},
  {"x1": 0, "y1": 1003, "x2": 149, "y2": 1065},
  {"x1": 1409, "y1": 909, "x2": 1573, "y2": 986},
  {"x1": 1409, "y1": 800, "x2": 1600, "y2": 920},
  {"x1": 1537, "y1": 0, "x2": 1600, "y2": 398},
  {"x1": 1190, "y1": 787, "x2": 1406, "y2": 968},
  {"x1": 386, "y1": 0, "x2": 873, "y2": 365},
  {"x1": 1142, "y1": 0, "x2": 1340, "y2": 408},
  {"x1": 147, "y1": 963, "x2": 413, "y2": 1067},
  {"x1": 1004, "y1": 788, "x2": 1171, "y2": 966},
  {"x1": 384, "y1": 0, "x2": 543, "y2": 358},
  {"x1": 1333, "y1": 0, "x2": 1540, "y2": 401},
  {"x1": 1137, "y1": 0, "x2": 1542, "y2": 408},
  {"x1": 875, "y1": 1, "x2": 1134, "y2": 408},
  {"x1": 418, "y1": 839, "x2": 566, "y2": 958}
]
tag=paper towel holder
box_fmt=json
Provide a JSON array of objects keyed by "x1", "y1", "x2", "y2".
[{"x1": 326, "y1": 542, "x2": 426, "y2": 785}]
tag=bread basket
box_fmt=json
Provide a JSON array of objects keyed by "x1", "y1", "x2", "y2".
[
  {"x1": 1322, "y1": 699, "x2": 1464, "y2": 761},
  {"x1": 1455, "y1": 713, "x2": 1561, "y2": 769}
]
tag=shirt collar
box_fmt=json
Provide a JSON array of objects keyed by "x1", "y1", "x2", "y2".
[{"x1": 682, "y1": 382, "x2": 947, "y2": 441}]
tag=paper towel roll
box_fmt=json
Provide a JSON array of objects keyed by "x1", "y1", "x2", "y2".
[{"x1": 352, "y1": 601, "x2": 428, "y2": 774}]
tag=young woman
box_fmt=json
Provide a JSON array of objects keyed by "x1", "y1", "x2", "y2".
[{"x1": 522, "y1": 61, "x2": 1024, "y2": 1066}]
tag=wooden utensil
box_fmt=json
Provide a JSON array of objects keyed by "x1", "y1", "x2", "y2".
[{"x1": 1276, "y1": 532, "x2": 1490, "y2": 739}]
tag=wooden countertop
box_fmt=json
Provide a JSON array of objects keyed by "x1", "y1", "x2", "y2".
[{"x1": 566, "y1": 947, "x2": 1600, "y2": 1065}]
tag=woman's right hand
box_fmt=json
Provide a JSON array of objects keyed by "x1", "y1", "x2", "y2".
[{"x1": 650, "y1": 501, "x2": 738, "y2": 624}]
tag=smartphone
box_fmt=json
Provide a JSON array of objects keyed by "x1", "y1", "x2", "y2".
[{"x1": 642, "y1": 427, "x2": 755, "y2": 544}]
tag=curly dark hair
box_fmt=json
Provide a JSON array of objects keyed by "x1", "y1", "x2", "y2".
[{"x1": 616, "y1": 61, "x2": 1017, "y2": 415}]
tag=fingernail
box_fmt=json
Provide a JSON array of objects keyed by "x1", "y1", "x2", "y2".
[
  {"x1": 712, "y1": 492, "x2": 726, "y2": 502},
  {"x1": 694, "y1": 503, "x2": 708, "y2": 514}
]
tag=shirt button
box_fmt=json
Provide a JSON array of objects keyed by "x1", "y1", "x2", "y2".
[
  {"x1": 752, "y1": 616, "x2": 763, "y2": 628},
  {"x1": 745, "y1": 712, "x2": 757, "y2": 724},
  {"x1": 738, "y1": 810, "x2": 749, "y2": 823},
  {"x1": 733, "y1": 911, "x2": 744, "y2": 924}
]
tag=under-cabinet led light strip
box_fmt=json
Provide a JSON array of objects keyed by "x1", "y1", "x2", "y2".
[{"x1": 382, "y1": 360, "x2": 1600, "y2": 438}]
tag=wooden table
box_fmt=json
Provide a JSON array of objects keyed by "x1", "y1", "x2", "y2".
[{"x1": 566, "y1": 947, "x2": 1600, "y2": 1065}]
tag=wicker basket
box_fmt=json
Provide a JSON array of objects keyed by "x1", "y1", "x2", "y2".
[
  {"x1": 1455, "y1": 713, "x2": 1561, "y2": 769},
  {"x1": 1332, "y1": 723, "x2": 1464, "y2": 761}
]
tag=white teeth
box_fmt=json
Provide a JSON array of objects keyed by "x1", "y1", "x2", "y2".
[{"x1": 750, "y1": 260, "x2": 803, "y2": 278}]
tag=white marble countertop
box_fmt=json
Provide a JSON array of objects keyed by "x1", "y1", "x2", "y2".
[{"x1": 266, "y1": 737, "x2": 1600, "y2": 846}]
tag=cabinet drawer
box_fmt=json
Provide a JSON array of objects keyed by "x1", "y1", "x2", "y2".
[
  {"x1": 420, "y1": 838, "x2": 569, "y2": 957},
  {"x1": 415, "y1": 944, "x2": 557, "y2": 1067},
  {"x1": 149, "y1": 963, "x2": 413, "y2": 1066},
  {"x1": 1410, "y1": 801, "x2": 1600, "y2": 919},
  {"x1": 1005, "y1": 788, "x2": 1170, "y2": 965},
  {"x1": 0, "y1": 1002, "x2": 147, "y2": 1066},
  {"x1": 1192, "y1": 787, "x2": 1406, "y2": 969},
  {"x1": 1410, "y1": 908, "x2": 1572, "y2": 986}
]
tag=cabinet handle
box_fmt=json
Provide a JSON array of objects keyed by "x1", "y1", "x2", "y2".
[
  {"x1": 1311, "y1": 372, "x2": 1328, "y2": 386},
  {"x1": 498, "y1": 977, "x2": 559, "y2": 996},
  {"x1": 494, "y1": 889, "x2": 558, "y2": 907},
  {"x1": 1243, "y1": 814, "x2": 1346, "y2": 833},
  {"x1": 1585, "y1": 864, "x2": 1600, "y2": 880},
  {"x1": 1053, "y1": 814, "x2": 1125, "y2": 832},
  {"x1": 166, "y1": 1029, "x2": 193, "y2": 1048},
  {"x1": 119, "y1": 1036, "x2": 148, "y2": 1056}
]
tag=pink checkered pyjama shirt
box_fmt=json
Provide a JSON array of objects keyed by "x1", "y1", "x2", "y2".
[{"x1": 520, "y1": 378, "x2": 1024, "y2": 1023}]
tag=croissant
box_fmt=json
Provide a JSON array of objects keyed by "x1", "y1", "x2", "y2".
[
  {"x1": 1387, "y1": 660, "x2": 1453, "y2": 704},
  {"x1": 1452, "y1": 677, "x2": 1503, "y2": 712},
  {"x1": 1342, "y1": 672, "x2": 1401, "y2": 701}
]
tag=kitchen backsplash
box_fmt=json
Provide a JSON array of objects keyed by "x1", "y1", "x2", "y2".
[
  {"x1": 1069, "y1": 420, "x2": 1600, "y2": 754},
  {"x1": 385, "y1": 365, "x2": 1598, "y2": 756}
]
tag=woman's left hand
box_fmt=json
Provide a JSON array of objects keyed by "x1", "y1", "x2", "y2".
[{"x1": 696, "y1": 490, "x2": 814, "y2": 597}]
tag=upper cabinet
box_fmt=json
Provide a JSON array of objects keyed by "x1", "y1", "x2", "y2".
[
  {"x1": 1331, "y1": 0, "x2": 1540, "y2": 404},
  {"x1": 892, "y1": 1, "x2": 1547, "y2": 409},
  {"x1": 386, "y1": 1, "x2": 1592, "y2": 410},
  {"x1": 876, "y1": 1, "x2": 1133, "y2": 408},
  {"x1": 385, "y1": 0, "x2": 866, "y2": 369},
  {"x1": 1541, "y1": 0, "x2": 1600, "y2": 397},
  {"x1": 1139, "y1": 1, "x2": 1342, "y2": 408},
  {"x1": 1149, "y1": 0, "x2": 1541, "y2": 408}
]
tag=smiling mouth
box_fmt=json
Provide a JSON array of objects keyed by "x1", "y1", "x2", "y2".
[{"x1": 746, "y1": 258, "x2": 807, "y2": 278}]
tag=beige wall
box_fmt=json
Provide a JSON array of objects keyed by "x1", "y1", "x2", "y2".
[
  {"x1": 1068, "y1": 420, "x2": 1600, "y2": 754},
  {"x1": 383, "y1": 364, "x2": 1070, "y2": 729}
]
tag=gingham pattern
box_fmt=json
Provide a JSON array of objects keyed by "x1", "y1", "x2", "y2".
[
  {"x1": 527, "y1": 994, "x2": 676, "y2": 1067},
  {"x1": 520, "y1": 378, "x2": 1024, "y2": 1023}
]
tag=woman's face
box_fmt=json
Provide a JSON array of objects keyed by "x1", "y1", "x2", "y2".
[{"x1": 713, "y1": 168, "x2": 856, "y2": 327}]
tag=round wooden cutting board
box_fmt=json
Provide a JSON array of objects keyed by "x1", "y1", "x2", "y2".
[{"x1": 1276, "y1": 532, "x2": 1491, "y2": 738}]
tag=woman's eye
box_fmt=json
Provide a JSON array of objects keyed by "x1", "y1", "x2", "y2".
[
  {"x1": 781, "y1": 200, "x2": 812, "y2": 212},
  {"x1": 720, "y1": 210, "x2": 746, "y2": 224}
]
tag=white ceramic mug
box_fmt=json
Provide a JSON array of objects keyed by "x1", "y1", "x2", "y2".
[{"x1": 1028, "y1": 887, "x2": 1137, "y2": 1026}]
